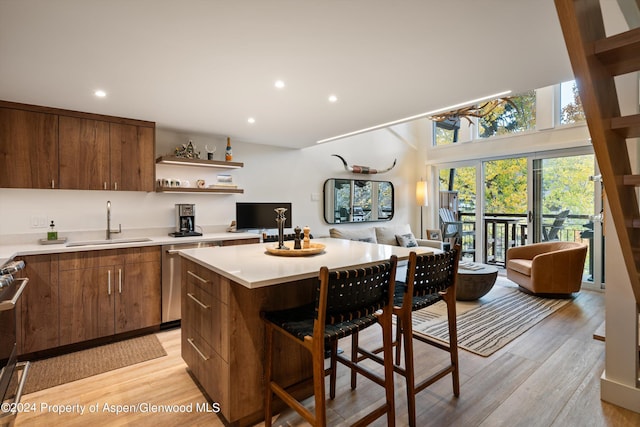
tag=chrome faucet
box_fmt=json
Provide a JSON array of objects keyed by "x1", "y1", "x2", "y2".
[{"x1": 106, "y1": 200, "x2": 122, "y2": 240}]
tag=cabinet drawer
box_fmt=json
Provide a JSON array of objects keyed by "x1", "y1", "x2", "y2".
[
  {"x1": 183, "y1": 276, "x2": 229, "y2": 361},
  {"x1": 182, "y1": 332, "x2": 229, "y2": 411},
  {"x1": 184, "y1": 261, "x2": 229, "y2": 305}
]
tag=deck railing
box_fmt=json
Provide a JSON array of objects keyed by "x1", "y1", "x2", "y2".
[{"x1": 457, "y1": 212, "x2": 594, "y2": 278}]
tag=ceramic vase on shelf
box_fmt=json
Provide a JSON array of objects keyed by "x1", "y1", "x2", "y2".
[{"x1": 225, "y1": 137, "x2": 233, "y2": 161}]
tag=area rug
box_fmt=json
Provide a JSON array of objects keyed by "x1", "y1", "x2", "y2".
[
  {"x1": 412, "y1": 278, "x2": 571, "y2": 357},
  {"x1": 23, "y1": 334, "x2": 167, "y2": 394}
]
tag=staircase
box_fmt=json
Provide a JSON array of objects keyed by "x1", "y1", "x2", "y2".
[{"x1": 555, "y1": 0, "x2": 640, "y2": 304}]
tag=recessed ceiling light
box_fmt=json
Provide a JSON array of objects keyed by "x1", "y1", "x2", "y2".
[
  {"x1": 274, "y1": 80, "x2": 285, "y2": 89},
  {"x1": 94, "y1": 89, "x2": 106, "y2": 98},
  {"x1": 247, "y1": 117, "x2": 256, "y2": 124},
  {"x1": 328, "y1": 94, "x2": 338, "y2": 103}
]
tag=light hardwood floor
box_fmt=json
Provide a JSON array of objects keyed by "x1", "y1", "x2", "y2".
[{"x1": 16, "y1": 283, "x2": 640, "y2": 426}]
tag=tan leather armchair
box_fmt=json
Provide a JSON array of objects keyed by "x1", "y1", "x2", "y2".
[{"x1": 506, "y1": 241, "x2": 588, "y2": 295}]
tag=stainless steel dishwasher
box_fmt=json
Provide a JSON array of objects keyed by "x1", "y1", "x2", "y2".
[{"x1": 161, "y1": 241, "x2": 221, "y2": 323}]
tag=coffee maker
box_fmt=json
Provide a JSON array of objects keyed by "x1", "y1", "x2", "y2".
[{"x1": 169, "y1": 204, "x2": 203, "y2": 237}]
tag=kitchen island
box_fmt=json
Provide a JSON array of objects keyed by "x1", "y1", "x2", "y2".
[{"x1": 178, "y1": 237, "x2": 433, "y2": 426}]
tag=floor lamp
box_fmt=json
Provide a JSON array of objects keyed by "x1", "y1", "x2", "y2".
[{"x1": 416, "y1": 179, "x2": 428, "y2": 238}]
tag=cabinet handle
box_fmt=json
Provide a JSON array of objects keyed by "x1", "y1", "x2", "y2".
[
  {"x1": 114, "y1": 182, "x2": 118, "y2": 191},
  {"x1": 118, "y1": 268, "x2": 122, "y2": 294},
  {"x1": 107, "y1": 270, "x2": 111, "y2": 295},
  {"x1": 187, "y1": 270, "x2": 208, "y2": 284},
  {"x1": 51, "y1": 180, "x2": 55, "y2": 189},
  {"x1": 187, "y1": 338, "x2": 210, "y2": 361},
  {"x1": 187, "y1": 292, "x2": 210, "y2": 310}
]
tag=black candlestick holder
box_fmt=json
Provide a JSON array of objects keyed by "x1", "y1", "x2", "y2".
[{"x1": 274, "y1": 208, "x2": 288, "y2": 250}]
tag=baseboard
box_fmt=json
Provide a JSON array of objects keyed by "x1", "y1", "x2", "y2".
[{"x1": 601, "y1": 371, "x2": 640, "y2": 413}]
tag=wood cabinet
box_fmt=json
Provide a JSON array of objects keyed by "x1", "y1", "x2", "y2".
[
  {"x1": 59, "y1": 116, "x2": 111, "y2": 190},
  {"x1": 181, "y1": 259, "x2": 230, "y2": 414},
  {"x1": 110, "y1": 123, "x2": 155, "y2": 192},
  {"x1": 115, "y1": 247, "x2": 161, "y2": 333},
  {"x1": 16, "y1": 254, "x2": 60, "y2": 354},
  {"x1": 0, "y1": 100, "x2": 155, "y2": 191},
  {"x1": 0, "y1": 107, "x2": 59, "y2": 189},
  {"x1": 181, "y1": 257, "x2": 314, "y2": 425},
  {"x1": 58, "y1": 247, "x2": 161, "y2": 345}
]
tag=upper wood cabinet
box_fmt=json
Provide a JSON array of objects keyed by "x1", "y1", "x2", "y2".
[
  {"x1": 0, "y1": 100, "x2": 155, "y2": 191},
  {"x1": 59, "y1": 116, "x2": 111, "y2": 190},
  {"x1": 110, "y1": 123, "x2": 155, "y2": 192},
  {"x1": 0, "y1": 107, "x2": 59, "y2": 189}
]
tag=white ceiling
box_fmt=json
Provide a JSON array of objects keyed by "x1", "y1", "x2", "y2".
[{"x1": 0, "y1": 0, "x2": 574, "y2": 149}]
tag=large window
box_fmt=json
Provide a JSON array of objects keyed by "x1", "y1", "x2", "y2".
[
  {"x1": 432, "y1": 91, "x2": 537, "y2": 146},
  {"x1": 477, "y1": 91, "x2": 536, "y2": 138},
  {"x1": 559, "y1": 80, "x2": 585, "y2": 125}
]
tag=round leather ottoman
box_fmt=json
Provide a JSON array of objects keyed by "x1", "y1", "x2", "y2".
[{"x1": 456, "y1": 263, "x2": 499, "y2": 300}]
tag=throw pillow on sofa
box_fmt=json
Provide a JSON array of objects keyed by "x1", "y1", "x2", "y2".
[{"x1": 396, "y1": 233, "x2": 418, "y2": 248}]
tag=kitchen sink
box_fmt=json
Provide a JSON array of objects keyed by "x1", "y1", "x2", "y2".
[{"x1": 66, "y1": 237, "x2": 152, "y2": 247}]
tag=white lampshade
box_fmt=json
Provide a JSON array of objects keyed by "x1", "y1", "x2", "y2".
[{"x1": 416, "y1": 180, "x2": 428, "y2": 206}]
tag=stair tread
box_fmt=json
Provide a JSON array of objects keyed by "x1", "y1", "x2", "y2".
[
  {"x1": 595, "y1": 26, "x2": 640, "y2": 75},
  {"x1": 623, "y1": 175, "x2": 640, "y2": 186},
  {"x1": 610, "y1": 113, "x2": 640, "y2": 138}
]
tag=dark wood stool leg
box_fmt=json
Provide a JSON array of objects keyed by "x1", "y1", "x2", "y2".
[
  {"x1": 381, "y1": 314, "x2": 396, "y2": 426},
  {"x1": 329, "y1": 339, "x2": 338, "y2": 399},
  {"x1": 350, "y1": 332, "x2": 359, "y2": 389},
  {"x1": 264, "y1": 323, "x2": 274, "y2": 427},
  {"x1": 443, "y1": 290, "x2": 460, "y2": 396},
  {"x1": 395, "y1": 317, "x2": 403, "y2": 365},
  {"x1": 312, "y1": 338, "x2": 327, "y2": 426},
  {"x1": 402, "y1": 309, "x2": 417, "y2": 427}
]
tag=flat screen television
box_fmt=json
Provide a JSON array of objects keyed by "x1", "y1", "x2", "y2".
[{"x1": 235, "y1": 202, "x2": 292, "y2": 230}]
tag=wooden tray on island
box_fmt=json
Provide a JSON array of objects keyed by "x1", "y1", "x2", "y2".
[{"x1": 265, "y1": 242, "x2": 326, "y2": 257}]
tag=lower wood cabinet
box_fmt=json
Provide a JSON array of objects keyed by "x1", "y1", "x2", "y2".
[
  {"x1": 181, "y1": 257, "x2": 315, "y2": 426},
  {"x1": 16, "y1": 254, "x2": 60, "y2": 354},
  {"x1": 58, "y1": 247, "x2": 161, "y2": 345},
  {"x1": 181, "y1": 259, "x2": 230, "y2": 413}
]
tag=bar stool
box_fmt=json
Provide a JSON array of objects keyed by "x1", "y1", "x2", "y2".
[
  {"x1": 352, "y1": 246, "x2": 461, "y2": 427},
  {"x1": 261, "y1": 256, "x2": 398, "y2": 427}
]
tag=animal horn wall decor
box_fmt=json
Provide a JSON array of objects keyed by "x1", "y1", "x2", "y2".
[{"x1": 332, "y1": 154, "x2": 397, "y2": 174}]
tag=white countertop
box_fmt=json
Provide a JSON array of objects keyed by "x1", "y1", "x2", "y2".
[
  {"x1": 0, "y1": 232, "x2": 260, "y2": 267},
  {"x1": 179, "y1": 237, "x2": 434, "y2": 289}
]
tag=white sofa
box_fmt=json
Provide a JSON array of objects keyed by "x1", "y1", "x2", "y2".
[
  {"x1": 328, "y1": 224, "x2": 447, "y2": 250},
  {"x1": 329, "y1": 224, "x2": 448, "y2": 280}
]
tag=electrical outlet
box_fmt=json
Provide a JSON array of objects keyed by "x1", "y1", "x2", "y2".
[
  {"x1": 311, "y1": 193, "x2": 320, "y2": 201},
  {"x1": 30, "y1": 215, "x2": 47, "y2": 228}
]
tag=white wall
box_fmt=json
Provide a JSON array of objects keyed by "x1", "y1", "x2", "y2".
[{"x1": 0, "y1": 122, "x2": 424, "y2": 242}]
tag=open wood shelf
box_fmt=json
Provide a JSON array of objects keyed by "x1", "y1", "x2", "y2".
[
  {"x1": 155, "y1": 156, "x2": 243, "y2": 169},
  {"x1": 156, "y1": 186, "x2": 244, "y2": 194}
]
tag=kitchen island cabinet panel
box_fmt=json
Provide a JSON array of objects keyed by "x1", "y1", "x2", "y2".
[
  {"x1": 17, "y1": 254, "x2": 60, "y2": 354},
  {"x1": 180, "y1": 257, "x2": 315, "y2": 425},
  {"x1": 0, "y1": 107, "x2": 59, "y2": 189}
]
